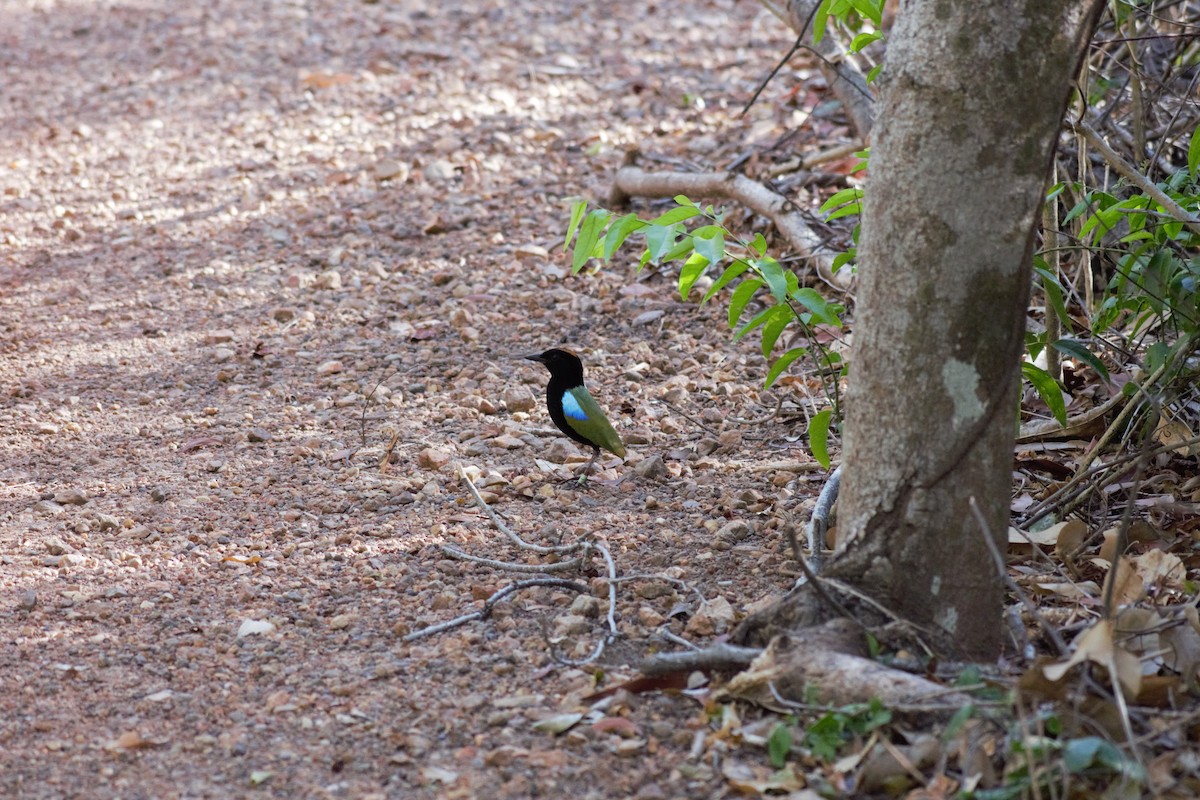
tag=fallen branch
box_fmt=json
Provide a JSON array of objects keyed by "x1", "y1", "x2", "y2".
[
  {"x1": 402, "y1": 577, "x2": 588, "y2": 642},
  {"x1": 610, "y1": 162, "x2": 851, "y2": 290}
]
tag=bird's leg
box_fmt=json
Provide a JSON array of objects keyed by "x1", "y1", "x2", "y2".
[{"x1": 577, "y1": 447, "x2": 600, "y2": 484}]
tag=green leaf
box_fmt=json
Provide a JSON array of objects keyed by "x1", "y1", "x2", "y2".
[
  {"x1": 825, "y1": 201, "x2": 862, "y2": 222},
  {"x1": 766, "y1": 723, "x2": 792, "y2": 769},
  {"x1": 749, "y1": 232, "x2": 768, "y2": 257},
  {"x1": 650, "y1": 205, "x2": 701, "y2": 226},
  {"x1": 812, "y1": 0, "x2": 830, "y2": 45},
  {"x1": 809, "y1": 409, "x2": 834, "y2": 469},
  {"x1": 1050, "y1": 339, "x2": 1109, "y2": 381},
  {"x1": 602, "y1": 213, "x2": 646, "y2": 260},
  {"x1": 765, "y1": 347, "x2": 807, "y2": 388},
  {"x1": 943, "y1": 705, "x2": 974, "y2": 740},
  {"x1": 790, "y1": 287, "x2": 842, "y2": 327},
  {"x1": 644, "y1": 224, "x2": 676, "y2": 264},
  {"x1": 692, "y1": 229, "x2": 725, "y2": 266},
  {"x1": 734, "y1": 305, "x2": 776, "y2": 342},
  {"x1": 674, "y1": 195, "x2": 696, "y2": 207},
  {"x1": 760, "y1": 304, "x2": 795, "y2": 357},
  {"x1": 850, "y1": 0, "x2": 883, "y2": 25},
  {"x1": 661, "y1": 235, "x2": 696, "y2": 264},
  {"x1": 728, "y1": 278, "x2": 763, "y2": 327},
  {"x1": 819, "y1": 187, "x2": 864, "y2": 214},
  {"x1": 1022, "y1": 362, "x2": 1067, "y2": 427},
  {"x1": 563, "y1": 199, "x2": 587, "y2": 251},
  {"x1": 849, "y1": 31, "x2": 882, "y2": 52},
  {"x1": 1189, "y1": 128, "x2": 1200, "y2": 177},
  {"x1": 866, "y1": 63, "x2": 882, "y2": 83},
  {"x1": 678, "y1": 252, "x2": 712, "y2": 300},
  {"x1": 572, "y1": 210, "x2": 609, "y2": 272},
  {"x1": 757, "y1": 257, "x2": 789, "y2": 302},
  {"x1": 702, "y1": 260, "x2": 750, "y2": 304}
]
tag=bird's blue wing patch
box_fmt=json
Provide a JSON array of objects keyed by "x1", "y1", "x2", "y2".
[{"x1": 561, "y1": 390, "x2": 588, "y2": 421}]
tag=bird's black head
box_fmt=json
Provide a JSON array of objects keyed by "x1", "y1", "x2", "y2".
[{"x1": 525, "y1": 348, "x2": 585, "y2": 385}]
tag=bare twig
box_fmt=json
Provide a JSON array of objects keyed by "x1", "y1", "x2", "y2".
[
  {"x1": 438, "y1": 545, "x2": 586, "y2": 573},
  {"x1": 456, "y1": 462, "x2": 585, "y2": 555},
  {"x1": 805, "y1": 463, "x2": 841, "y2": 571},
  {"x1": 1076, "y1": 120, "x2": 1200, "y2": 236},
  {"x1": 610, "y1": 165, "x2": 851, "y2": 290},
  {"x1": 640, "y1": 642, "x2": 763, "y2": 675},
  {"x1": 402, "y1": 578, "x2": 588, "y2": 642}
]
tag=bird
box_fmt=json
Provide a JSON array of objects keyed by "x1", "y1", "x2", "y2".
[{"x1": 525, "y1": 348, "x2": 626, "y2": 481}]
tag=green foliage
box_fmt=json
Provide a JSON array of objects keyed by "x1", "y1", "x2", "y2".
[
  {"x1": 966, "y1": 729, "x2": 1147, "y2": 800},
  {"x1": 802, "y1": 698, "x2": 891, "y2": 761},
  {"x1": 563, "y1": 196, "x2": 846, "y2": 452},
  {"x1": 766, "y1": 722, "x2": 793, "y2": 768}
]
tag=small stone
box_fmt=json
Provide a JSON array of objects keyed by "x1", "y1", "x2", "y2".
[
  {"x1": 247, "y1": 427, "x2": 273, "y2": 443},
  {"x1": 314, "y1": 270, "x2": 342, "y2": 290},
  {"x1": 633, "y1": 455, "x2": 667, "y2": 480},
  {"x1": 204, "y1": 330, "x2": 236, "y2": 345},
  {"x1": 554, "y1": 613, "x2": 591, "y2": 637},
  {"x1": 211, "y1": 347, "x2": 236, "y2": 363},
  {"x1": 372, "y1": 159, "x2": 409, "y2": 182},
  {"x1": 490, "y1": 435, "x2": 525, "y2": 450},
  {"x1": 18, "y1": 590, "x2": 37, "y2": 611},
  {"x1": 613, "y1": 738, "x2": 646, "y2": 757},
  {"x1": 330, "y1": 614, "x2": 356, "y2": 630},
  {"x1": 417, "y1": 448, "x2": 452, "y2": 470},
  {"x1": 45, "y1": 537, "x2": 74, "y2": 555},
  {"x1": 150, "y1": 487, "x2": 169, "y2": 502},
  {"x1": 54, "y1": 488, "x2": 89, "y2": 506},
  {"x1": 514, "y1": 244, "x2": 549, "y2": 261},
  {"x1": 35, "y1": 422, "x2": 59, "y2": 435},
  {"x1": 715, "y1": 520, "x2": 752, "y2": 544},
  {"x1": 632, "y1": 309, "x2": 665, "y2": 326},
  {"x1": 423, "y1": 159, "x2": 456, "y2": 182},
  {"x1": 569, "y1": 595, "x2": 602, "y2": 618},
  {"x1": 503, "y1": 389, "x2": 536, "y2": 413},
  {"x1": 637, "y1": 606, "x2": 665, "y2": 627},
  {"x1": 34, "y1": 500, "x2": 65, "y2": 516},
  {"x1": 317, "y1": 360, "x2": 344, "y2": 376},
  {"x1": 271, "y1": 308, "x2": 297, "y2": 323},
  {"x1": 685, "y1": 596, "x2": 736, "y2": 636}
]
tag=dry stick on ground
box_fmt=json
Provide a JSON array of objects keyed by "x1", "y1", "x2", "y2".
[
  {"x1": 407, "y1": 464, "x2": 608, "y2": 642},
  {"x1": 610, "y1": 162, "x2": 851, "y2": 290},
  {"x1": 402, "y1": 578, "x2": 589, "y2": 643},
  {"x1": 803, "y1": 462, "x2": 841, "y2": 571}
]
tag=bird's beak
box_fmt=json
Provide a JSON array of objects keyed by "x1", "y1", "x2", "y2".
[{"x1": 524, "y1": 353, "x2": 545, "y2": 363}]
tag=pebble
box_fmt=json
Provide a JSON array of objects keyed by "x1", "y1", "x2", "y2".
[
  {"x1": 503, "y1": 389, "x2": 536, "y2": 412},
  {"x1": 35, "y1": 422, "x2": 59, "y2": 435},
  {"x1": 45, "y1": 537, "x2": 74, "y2": 555},
  {"x1": 569, "y1": 595, "x2": 602, "y2": 618},
  {"x1": 417, "y1": 448, "x2": 452, "y2": 470},
  {"x1": 633, "y1": 454, "x2": 667, "y2": 480},
  {"x1": 372, "y1": 159, "x2": 409, "y2": 182},
  {"x1": 54, "y1": 488, "x2": 89, "y2": 506},
  {"x1": 330, "y1": 614, "x2": 356, "y2": 630},
  {"x1": 423, "y1": 159, "x2": 457, "y2": 182},
  {"x1": 490, "y1": 435, "x2": 525, "y2": 450},
  {"x1": 34, "y1": 500, "x2": 65, "y2": 516},
  {"x1": 317, "y1": 360, "x2": 344, "y2": 376},
  {"x1": 18, "y1": 590, "x2": 37, "y2": 611},
  {"x1": 271, "y1": 307, "x2": 298, "y2": 323},
  {"x1": 554, "y1": 613, "x2": 591, "y2": 637},
  {"x1": 715, "y1": 520, "x2": 752, "y2": 545},
  {"x1": 204, "y1": 330, "x2": 236, "y2": 345},
  {"x1": 211, "y1": 347, "x2": 236, "y2": 363},
  {"x1": 247, "y1": 427, "x2": 273, "y2": 443},
  {"x1": 314, "y1": 270, "x2": 342, "y2": 290}
]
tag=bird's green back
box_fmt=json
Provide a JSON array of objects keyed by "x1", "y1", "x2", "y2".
[{"x1": 563, "y1": 386, "x2": 626, "y2": 457}]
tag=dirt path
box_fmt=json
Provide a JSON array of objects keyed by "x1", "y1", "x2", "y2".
[{"x1": 1, "y1": 1, "x2": 823, "y2": 796}]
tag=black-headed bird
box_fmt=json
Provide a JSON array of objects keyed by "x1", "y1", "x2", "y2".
[{"x1": 525, "y1": 348, "x2": 626, "y2": 481}]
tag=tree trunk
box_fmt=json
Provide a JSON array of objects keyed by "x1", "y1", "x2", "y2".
[{"x1": 830, "y1": 0, "x2": 1104, "y2": 659}]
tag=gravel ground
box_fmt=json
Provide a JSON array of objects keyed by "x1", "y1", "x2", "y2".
[{"x1": 0, "y1": 1, "x2": 836, "y2": 797}]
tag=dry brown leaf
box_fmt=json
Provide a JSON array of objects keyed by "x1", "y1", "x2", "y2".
[
  {"x1": 1155, "y1": 414, "x2": 1200, "y2": 456},
  {"x1": 1054, "y1": 519, "x2": 1088, "y2": 562},
  {"x1": 1103, "y1": 554, "x2": 1145, "y2": 606},
  {"x1": 1130, "y1": 548, "x2": 1186, "y2": 590},
  {"x1": 1042, "y1": 618, "x2": 1143, "y2": 699}
]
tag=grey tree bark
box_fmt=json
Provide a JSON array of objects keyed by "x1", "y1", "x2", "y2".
[
  {"x1": 830, "y1": 0, "x2": 1105, "y2": 658},
  {"x1": 735, "y1": 0, "x2": 1104, "y2": 661}
]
